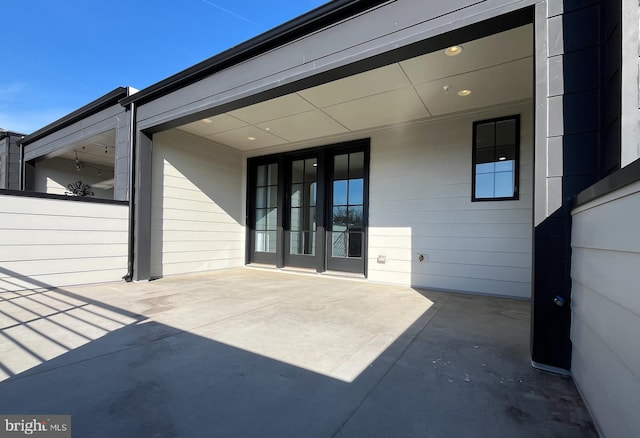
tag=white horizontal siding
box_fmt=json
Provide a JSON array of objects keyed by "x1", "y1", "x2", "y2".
[
  {"x1": 570, "y1": 179, "x2": 640, "y2": 438},
  {"x1": 368, "y1": 103, "x2": 533, "y2": 297},
  {"x1": 0, "y1": 194, "x2": 128, "y2": 291},
  {"x1": 151, "y1": 130, "x2": 244, "y2": 278}
]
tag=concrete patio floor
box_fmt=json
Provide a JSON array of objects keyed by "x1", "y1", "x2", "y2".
[{"x1": 0, "y1": 268, "x2": 596, "y2": 437}]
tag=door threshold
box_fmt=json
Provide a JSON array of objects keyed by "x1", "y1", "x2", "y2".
[{"x1": 321, "y1": 270, "x2": 366, "y2": 279}]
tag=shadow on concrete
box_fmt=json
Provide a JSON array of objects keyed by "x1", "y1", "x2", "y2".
[{"x1": 0, "y1": 270, "x2": 596, "y2": 437}]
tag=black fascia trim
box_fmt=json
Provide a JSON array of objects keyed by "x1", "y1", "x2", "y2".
[
  {"x1": 573, "y1": 157, "x2": 640, "y2": 207},
  {"x1": 0, "y1": 130, "x2": 26, "y2": 140},
  {"x1": 120, "y1": 0, "x2": 390, "y2": 107},
  {"x1": 19, "y1": 87, "x2": 129, "y2": 146},
  {"x1": 0, "y1": 189, "x2": 128, "y2": 205}
]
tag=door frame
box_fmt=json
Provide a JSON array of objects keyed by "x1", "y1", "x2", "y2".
[{"x1": 246, "y1": 138, "x2": 370, "y2": 275}]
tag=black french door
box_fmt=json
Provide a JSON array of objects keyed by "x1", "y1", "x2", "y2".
[{"x1": 247, "y1": 140, "x2": 369, "y2": 275}]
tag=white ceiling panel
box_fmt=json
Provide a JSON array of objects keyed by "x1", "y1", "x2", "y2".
[
  {"x1": 229, "y1": 93, "x2": 316, "y2": 124},
  {"x1": 414, "y1": 57, "x2": 533, "y2": 116},
  {"x1": 173, "y1": 24, "x2": 533, "y2": 153},
  {"x1": 298, "y1": 63, "x2": 411, "y2": 108},
  {"x1": 206, "y1": 125, "x2": 287, "y2": 151},
  {"x1": 179, "y1": 114, "x2": 247, "y2": 137},
  {"x1": 323, "y1": 87, "x2": 430, "y2": 131},
  {"x1": 400, "y1": 24, "x2": 533, "y2": 85},
  {"x1": 257, "y1": 110, "x2": 349, "y2": 142}
]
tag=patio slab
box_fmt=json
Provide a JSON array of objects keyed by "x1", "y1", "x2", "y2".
[{"x1": 0, "y1": 268, "x2": 596, "y2": 437}]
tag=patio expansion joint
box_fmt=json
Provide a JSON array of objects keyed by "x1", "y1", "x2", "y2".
[{"x1": 329, "y1": 293, "x2": 452, "y2": 438}]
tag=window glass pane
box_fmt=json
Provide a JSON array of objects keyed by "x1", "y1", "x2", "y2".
[
  {"x1": 290, "y1": 207, "x2": 302, "y2": 231},
  {"x1": 266, "y1": 231, "x2": 277, "y2": 252},
  {"x1": 290, "y1": 231, "x2": 315, "y2": 255},
  {"x1": 267, "y1": 163, "x2": 278, "y2": 185},
  {"x1": 308, "y1": 182, "x2": 317, "y2": 206},
  {"x1": 266, "y1": 186, "x2": 277, "y2": 208},
  {"x1": 476, "y1": 162, "x2": 495, "y2": 175},
  {"x1": 331, "y1": 231, "x2": 347, "y2": 258},
  {"x1": 348, "y1": 206, "x2": 364, "y2": 230},
  {"x1": 334, "y1": 154, "x2": 349, "y2": 180},
  {"x1": 255, "y1": 231, "x2": 266, "y2": 252},
  {"x1": 348, "y1": 178, "x2": 364, "y2": 204},
  {"x1": 495, "y1": 145, "x2": 515, "y2": 162},
  {"x1": 475, "y1": 173, "x2": 495, "y2": 198},
  {"x1": 494, "y1": 171, "x2": 515, "y2": 197},
  {"x1": 495, "y1": 159, "x2": 514, "y2": 172},
  {"x1": 333, "y1": 206, "x2": 348, "y2": 228},
  {"x1": 291, "y1": 160, "x2": 304, "y2": 183},
  {"x1": 305, "y1": 158, "x2": 317, "y2": 181},
  {"x1": 476, "y1": 147, "x2": 495, "y2": 164},
  {"x1": 496, "y1": 119, "x2": 516, "y2": 146},
  {"x1": 256, "y1": 209, "x2": 267, "y2": 230},
  {"x1": 309, "y1": 206, "x2": 316, "y2": 231},
  {"x1": 257, "y1": 165, "x2": 267, "y2": 187},
  {"x1": 349, "y1": 152, "x2": 364, "y2": 178},
  {"x1": 291, "y1": 184, "x2": 303, "y2": 207},
  {"x1": 475, "y1": 123, "x2": 495, "y2": 148},
  {"x1": 348, "y1": 232, "x2": 362, "y2": 258},
  {"x1": 266, "y1": 208, "x2": 278, "y2": 229},
  {"x1": 333, "y1": 180, "x2": 348, "y2": 205},
  {"x1": 290, "y1": 231, "x2": 302, "y2": 254},
  {"x1": 256, "y1": 187, "x2": 266, "y2": 208}
]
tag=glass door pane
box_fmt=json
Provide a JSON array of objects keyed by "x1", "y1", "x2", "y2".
[
  {"x1": 331, "y1": 152, "x2": 364, "y2": 258},
  {"x1": 327, "y1": 150, "x2": 367, "y2": 275},
  {"x1": 254, "y1": 163, "x2": 278, "y2": 254},
  {"x1": 285, "y1": 155, "x2": 322, "y2": 270}
]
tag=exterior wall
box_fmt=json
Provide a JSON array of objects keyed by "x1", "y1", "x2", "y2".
[
  {"x1": 571, "y1": 179, "x2": 640, "y2": 438},
  {"x1": 150, "y1": 129, "x2": 244, "y2": 278},
  {"x1": 0, "y1": 138, "x2": 7, "y2": 189},
  {"x1": 368, "y1": 102, "x2": 533, "y2": 298},
  {"x1": 0, "y1": 134, "x2": 22, "y2": 190},
  {"x1": 0, "y1": 193, "x2": 128, "y2": 291},
  {"x1": 34, "y1": 157, "x2": 114, "y2": 199},
  {"x1": 23, "y1": 104, "x2": 130, "y2": 201},
  {"x1": 621, "y1": 0, "x2": 640, "y2": 167}
]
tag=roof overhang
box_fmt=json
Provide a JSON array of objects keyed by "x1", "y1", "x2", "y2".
[{"x1": 19, "y1": 87, "x2": 132, "y2": 146}]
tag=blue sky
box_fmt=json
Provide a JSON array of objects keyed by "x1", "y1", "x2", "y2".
[{"x1": 1, "y1": 0, "x2": 327, "y2": 134}]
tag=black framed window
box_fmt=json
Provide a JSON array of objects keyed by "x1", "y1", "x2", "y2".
[{"x1": 472, "y1": 115, "x2": 520, "y2": 201}]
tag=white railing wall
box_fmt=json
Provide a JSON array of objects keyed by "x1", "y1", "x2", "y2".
[
  {"x1": 571, "y1": 179, "x2": 640, "y2": 438},
  {"x1": 0, "y1": 193, "x2": 128, "y2": 292}
]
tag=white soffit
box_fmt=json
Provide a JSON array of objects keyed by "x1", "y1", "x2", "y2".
[
  {"x1": 229, "y1": 94, "x2": 316, "y2": 124},
  {"x1": 176, "y1": 24, "x2": 534, "y2": 152},
  {"x1": 298, "y1": 63, "x2": 412, "y2": 108},
  {"x1": 323, "y1": 87, "x2": 430, "y2": 131},
  {"x1": 257, "y1": 110, "x2": 349, "y2": 142},
  {"x1": 414, "y1": 57, "x2": 533, "y2": 116},
  {"x1": 180, "y1": 114, "x2": 248, "y2": 137},
  {"x1": 206, "y1": 125, "x2": 287, "y2": 150},
  {"x1": 400, "y1": 25, "x2": 533, "y2": 85}
]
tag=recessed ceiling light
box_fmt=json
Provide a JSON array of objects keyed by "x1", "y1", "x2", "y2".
[
  {"x1": 265, "y1": 127, "x2": 271, "y2": 131},
  {"x1": 498, "y1": 156, "x2": 507, "y2": 161},
  {"x1": 457, "y1": 89, "x2": 472, "y2": 97},
  {"x1": 445, "y1": 45, "x2": 463, "y2": 56},
  {"x1": 202, "y1": 118, "x2": 212, "y2": 124},
  {"x1": 247, "y1": 136, "x2": 256, "y2": 141}
]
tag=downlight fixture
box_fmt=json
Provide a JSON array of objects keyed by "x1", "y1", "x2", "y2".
[
  {"x1": 445, "y1": 45, "x2": 463, "y2": 56},
  {"x1": 457, "y1": 89, "x2": 472, "y2": 97}
]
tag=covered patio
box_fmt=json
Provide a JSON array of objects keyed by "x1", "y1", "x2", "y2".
[{"x1": 0, "y1": 268, "x2": 594, "y2": 437}]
